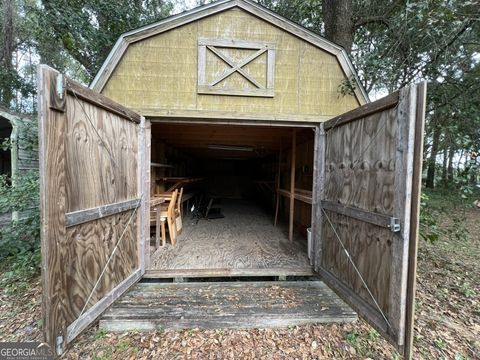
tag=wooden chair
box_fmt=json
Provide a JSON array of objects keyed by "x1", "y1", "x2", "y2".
[
  {"x1": 174, "y1": 187, "x2": 183, "y2": 235},
  {"x1": 151, "y1": 189, "x2": 178, "y2": 247}
]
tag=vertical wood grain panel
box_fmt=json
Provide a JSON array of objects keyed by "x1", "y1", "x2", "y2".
[
  {"x1": 39, "y1": 66, "x2": 143, "y2": 354},
  {"x1": 316, "y1": 85, "x2": 420, "y2": 352},
  {"x1": 65, "y1": 95, "x2": 138, "y2": 212}
]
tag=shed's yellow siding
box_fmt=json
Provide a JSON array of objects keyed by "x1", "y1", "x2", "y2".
[{"x1": 101, "y1": 8, "x2": 360, "y2": 121}]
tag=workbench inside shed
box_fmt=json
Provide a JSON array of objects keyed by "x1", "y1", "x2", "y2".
[{"x1": 147, "y1": 122, "x2": 315, "y2": 276}]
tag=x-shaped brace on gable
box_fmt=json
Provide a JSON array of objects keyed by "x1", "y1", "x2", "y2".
[
  {"x1": 197, "y1": 38, "x2": 276, "y2": 97},
  {"x1": 206, "y1": 45, "x2": 267, "y2": 88}
]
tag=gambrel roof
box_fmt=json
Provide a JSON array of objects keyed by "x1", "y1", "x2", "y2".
[{"x1": 90, "y1": 0, "x2": 369, "y2": 104}]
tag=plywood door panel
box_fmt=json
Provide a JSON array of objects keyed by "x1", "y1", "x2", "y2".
[
  {"x1": 312, "y1": 83, "x2": 425, "y2": 358},
  {"x1": 38, "y1": 65, "x2": 148, "y2": 355}
]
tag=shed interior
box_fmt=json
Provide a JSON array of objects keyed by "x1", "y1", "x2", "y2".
[
  {"x1": 148, "y1": 122, "x2": 315, "y2": 273},
  {"x1": 0, "y1": 116, "x2": 12, "y2": 177}
]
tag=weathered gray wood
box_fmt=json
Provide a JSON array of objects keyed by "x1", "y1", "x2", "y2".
[
  {"x1": 316, "y1": 83, "x2": 423, "y2": 356},
  {"x1": 197, "y1": 86, "x2": 275, "y2": 97},
  {"x1": 206, "y1": 45, "x2": 265, "y2": 88},
  {"x1": 66, "y1": 78, "x2": 141, "y2": 123},
  {"x1": 137, "y1": 116, "x2": 147, "y2": 273},
  {"x1": 288, "y1": 129, "x2": 296, "y2": 242},
  {"x1": 198, "y1": 37, "x2": 276, "y2": 49},
  {"x1": 324, "y1": 91, "x2": 399, "y2": 131},
  {"x1": 144, "y1": 119, "x2": 152, "y2": 270},
  {"x1": 197, "y1": 43, "x2": 206, "y2": 86},
  {"x1": 311, "y1": 124, "x2": 325, "y2": 271},
  {"x1": 143, "y1": 267, "x2": 314, "y2": 279},
  {"x1": 99, "y1": 281, "x2": 357, "y2": 332},
  {"x1": 150, "y1": 162, "x2": 174, "y2": 168},
  {"x1": 404, "y1": 81, "x2": 427, "y2": 360},
  {"x1": 65, "y1": 198, "x2": 141, "y2": 227},
  {"x1": 196, "y1": 37, "x2": 276, "y2": 97},
  {"x1": 390, "y1": 85, "x2": 417, "y2": 347},
  {"x1": 318, "y1": 268, "x2": 391, "y2": 338},
  {"x1": 321, "y1": 200, "x2": 399, "y2": 231},
  {"x1": 267, "y1": 48, "x2": 276, "y2": 90},
  {"x1": 66, "y1": 269, "x2": 142, "y2": 343},
  {"x1": 148, "y1": 112, "x2": 329, "y2": 125}
]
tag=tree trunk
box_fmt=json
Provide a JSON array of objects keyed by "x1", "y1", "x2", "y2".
[
  {"x1": 323, "y1": 0, "x2": 354, "y2": 53},
  {"x1": 441, "y1": 147, "x2": 448, "y2": 186},
  {"x1": 426, "y1": 125, "x2": 440, "y2": 188},
  {"x1": 1, "y1": 0, "x2": 15, "y2": 107},
  {"x1": 447, "y1": 147, "x2": 455, "y2": 185}
]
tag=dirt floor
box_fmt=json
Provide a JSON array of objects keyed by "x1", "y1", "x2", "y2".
[{"x1": 1, "y1": 208, "x2": 478, "y2": 359}]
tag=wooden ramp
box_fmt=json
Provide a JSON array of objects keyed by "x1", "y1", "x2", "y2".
[{"x1": 99, "y1": 281, "x2": 357, "y2": 331}]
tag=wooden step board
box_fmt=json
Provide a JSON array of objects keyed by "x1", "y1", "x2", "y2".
[{"x1": 99, "y1": 281, "x2": 357, "y2": 332}]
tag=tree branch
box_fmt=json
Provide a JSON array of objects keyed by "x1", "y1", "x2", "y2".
[{"x1": 354, "y1": 16, "x2": 389, "y2": 29}]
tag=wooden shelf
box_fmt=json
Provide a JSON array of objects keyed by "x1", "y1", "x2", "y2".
[
  {"x1": 151, "y1": 162, "x2": 174, "y2": 168},
  {"x1": 277, "y1": 188, "x2": 312, "y2": 204},
  {"x1": 155, "y1": 177, "x2": 204, "y2": 192}
]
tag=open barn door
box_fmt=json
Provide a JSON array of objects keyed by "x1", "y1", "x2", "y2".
[
  {"x1": 311, "y1": 82, "x2": 426, "y2": 359},
  {"x1": 38, "y1": 65, "x2": 151, "y2": 355}
]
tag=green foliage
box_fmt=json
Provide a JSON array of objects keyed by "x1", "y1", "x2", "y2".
[
  {"x1": 419, "y1": 187, "x2": 475, "y2": 243},
  {"x1": 338, "y1": 77, "x2": 357, "y2": 97},
  {"x1": 0, "y1": 118, "x2": 40, "y2": 288},
  {"x1": 37, "y1": 0, "x2": 175, "y2": 79},
  {"x1": 0, "y1": 170, "x2": 41, "y2": 289},
  {"x1": 459, "y1": 283, "x2": 476, "y2": 298},
  {"x1": 94, "y1": 328, "x2": 108, "y2": 340}
]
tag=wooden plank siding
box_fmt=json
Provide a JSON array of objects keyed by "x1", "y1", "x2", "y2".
[{"x1": 100, "y1": 7, "x2": 360, "y2": 122}]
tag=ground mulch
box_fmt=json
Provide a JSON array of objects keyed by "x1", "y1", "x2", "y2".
[{"x1": 1, "y1": 208, "x2": 478, "y2": 359}]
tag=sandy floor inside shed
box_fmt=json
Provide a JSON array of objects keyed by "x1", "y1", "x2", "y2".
[{"x1": 150, "y1": 200, "x2": 311, "y2": 270}]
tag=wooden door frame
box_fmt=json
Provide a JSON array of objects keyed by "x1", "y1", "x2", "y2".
[{"x1": 144, "y1": 117, "x2": 317, "y2": 274}]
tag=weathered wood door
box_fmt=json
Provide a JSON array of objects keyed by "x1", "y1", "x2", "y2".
[
  {"x1": 311, "y1": 82, "x2": 426, "y2": 359},
  {"x1": 38, "y1": 65, "x2": 150, "y2": 355}
]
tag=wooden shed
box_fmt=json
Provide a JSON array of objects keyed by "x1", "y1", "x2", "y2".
[
  {"x1": 37, "y1": 0, "x2": 426, "y2": 358},
  {"x1": 0, "y1": 108, "x2": 38, "y2": 225}
]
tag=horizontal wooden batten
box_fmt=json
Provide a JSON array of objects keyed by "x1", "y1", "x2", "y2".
[
  {"x1": 321, "y1": 200, "x2": 400, "y2": 232},
  {"x1": 143, "y1": 267, "x2": 314, "y2": 279},
  {"x1": 198, "y1": 38, "x2": 276, "y2": 49},
  {"x1": 65, "y1": 198, "x2": 141, "y2": 227},
  {"x1": 146, "y1": 110, "x2": 331, "y2": 125},
  {"x1": 324, "y1": 91, "x2": 399, "y2": 131},
  {"x1": 66, "y1": 78, "x2": 142, "y2": 123},
  {"x1": 197, "y1": 86, "x2": 275, "y2": 97}
]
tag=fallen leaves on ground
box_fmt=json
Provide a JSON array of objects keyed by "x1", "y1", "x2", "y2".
[{"x1": 1, "y1": 208, "x2": 478, "y2": 359}]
